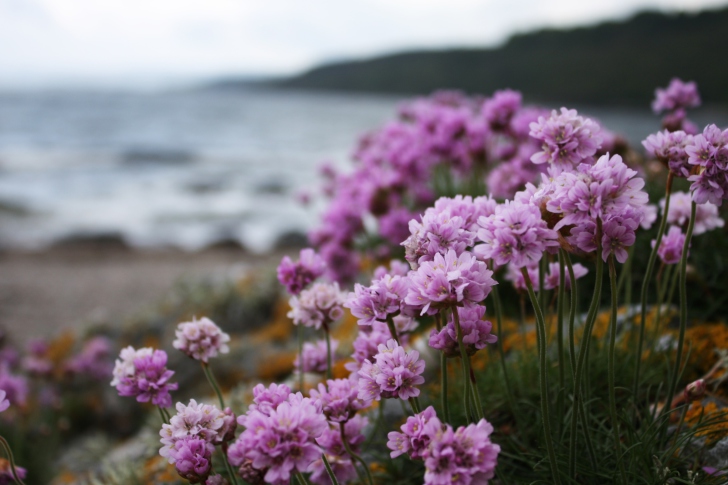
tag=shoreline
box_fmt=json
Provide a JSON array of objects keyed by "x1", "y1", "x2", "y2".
[{"x1": 0, "y1": 243, "x2": 291, "y2": 345}]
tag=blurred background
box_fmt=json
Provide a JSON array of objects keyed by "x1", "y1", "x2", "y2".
[{"x1": 1, "y1": 0, "x2": 728, "y2": 343}]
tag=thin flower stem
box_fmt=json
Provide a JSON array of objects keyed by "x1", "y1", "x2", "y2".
[
  {"x1": 0, "y1": 435, "x2": 26, "y2": 485},
  {"x1": 452, "y1": 306, "x2": 484, "y2": 422},
  {"x1": 408, "y1": 397, "x2": 421, "y2": 415},
  {"x1": 522, "y1": 268, "x2": 561, "y2": 484},
  {"x1": 298, "y1": 324, "x2": 305, "y2": 392},
  {"x1": 201, "y1": 362, "x2": 225, "y2": 410},
  {"x1": 539, "y1": 255, "x2": 548, "y2": 314},
  {"x1": 340, "y1": 422, "x2": 374, "y2": 485},
  {"x1": 158, "y1": 406, "x2": 169, "y2": 425},
  {"x1": 385, "y1": 315, "x2": 401, "y2": 345},
  {"x1": 556, "y1": 252, "x2": 566, "y2": 436},
  {"x1": 608, "y1": 256, "x2": 628, "y2": 483},
  {"x1": 295, "y1": 471, "x2": 309, "y2": 485},
  {"x1": 568, "y1": 228, "x2": 604, "y2": 480},
  {"x1": 663, "y1": 201, "x2": 697, "y2": 427},
  {"x1": 321, "y1": 454, "x2": 341, "y2": 485},
  {"x1": 649, "y1": 263, "x2": 674, "y2": 352},
  {"x1": 364, "y1": 401, "x2": 384, "y2": 448},
  {"x1": 577, "y1": 398, "x2": 598, "y2": 469},
  {"x1": 562, "y1": 250, "x2": 578, "y2": 378},
  {"x1": 435, "y1": 313, "x2": 451, "y2": 423},
  {"x1": 491, "y1": 283, "x2": 517, "y2": 421},
  {"x1": 222, "y1": 450, "x2": 240, "y2": 485},
  {"x1": 634, "y1": 173, "x2": 673, "y2": 406},
  {"x1": 324, "y1": 327, "x2": 333, "y2": 381}
]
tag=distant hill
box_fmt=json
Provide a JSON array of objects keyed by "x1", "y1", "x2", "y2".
[{"x1": 247, "y1": 7, "x2": 728, "y2": 106}]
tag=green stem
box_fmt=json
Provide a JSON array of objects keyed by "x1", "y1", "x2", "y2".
[
  {"x1": 577, "y1": 398, "x2": 598, "y2": 469},
  {"x1": 522, "y1": 268, "x2": 561, "y2": 484},
  {"x1": 408, "y1": 397, "x2": 421, "y2": 415},
  {"x1": 364, "y1": 400, "x2": 384, "y2": 448},
  {"x1": 295, "y1": 471, "x2": 309, "y2": 485},
  {"x1": 202, "y1": 362, "x2": 225, "y2": 410},
  {"x1": 158, "y1": 406, "x2": 169, "y2": 425},
  {"x1": 298, "y1": 324, "x2": 305, "y2": 392},
  {"x1": 321, "y1": 454, "x2": 341, "y2": 485},
  {"x1": 568, "y1": 230, "x2": 604, "y2": 480},
  {"x1": 608, "y1": 256, "x2": 627, "y2": 483},
  {"x1": 634, "y1": 173, "x2": 673, "y2": 405},
  {"x1": 563, "y1": 251, "x2": 578, "y2": 378},
  {"x1": 663, "y1": 201, "x2": 696, "y2": 425},
  {"x1": 556, "y1": 252, "x2": 566, "y2": 437},
  {"x1": 340, "y1": 423, "x2": 374, "y2": 485},
  {"x1": 649, "y1": 263, "x2": 673, "y2": 351},
  {"x1": 0, "y1": 436, "x2": 26, "y2": 485},
  {"x1": 539, "y1": 255, "x2": 547, "y2": 313},
  {"x1": 491, "y1": 283, "x2": 517, "y2": 421},
  {"x1": 385, "y1": 315, "x2": 401, "y2": 345},
  {"x1": 436, "y1": 313, "x2": 451, "y2": 423},
  {"x1": 452, "y1": 306, "x2": 484, "y2": 421},
  {"x1": 222, "y1": 450, "x2": 240, "y2": 485}
]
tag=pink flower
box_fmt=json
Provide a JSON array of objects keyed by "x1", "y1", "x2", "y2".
[
  {"x1": 173, "y1": 317, "x2": 230, "y2": 363},
  {"x1": 358, "y1": 339, "x2": 426, "y2": 401}
]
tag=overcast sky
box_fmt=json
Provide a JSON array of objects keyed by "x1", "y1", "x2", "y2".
[{"x1": 1, "y1": 0, "x2": 726, "y2": 88}]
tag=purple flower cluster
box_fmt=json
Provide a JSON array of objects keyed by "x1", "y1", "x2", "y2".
[
  {"x1": 475, "y1": 199, "x2": 558, "y2": 268},
  {"x1": 406, "y1": 250, "x2": 496, "y2": 315},
  {"x1": 0, "y1": 365, "x2": 28, "y2": 408},
  {"x1": 308, "y1": 91, "x2": 554, "y2": 283},
  {"x1": 345, "y1": 273, "x2": 412, "y2": 326},
  {"x1": 228, "y1": 390, "x2": 328, "y2": 484},
  {"x1": 535, "y1": 153, "x2": 650, "y2": 262},
  {"x1": 111, "y1": 347, "x2": 177, "y2": 408},
  {"x1": 0, "y1": 391, "x2": 9, "y2": 413},
  {"x1": 429, "y1": 304, "x2": 497, "y2": 358},
  {"x1": 65, "y1": 336, "x2": 112, "y2": 379},
  {"x1": 387, "y1": 405, "x2": 438, "y2": 459},
  {"x1": 652, "y1": 78, "x2": 701, "y2": 132},
  {"x1": 309, "y1": 415, "x2": 368, "y2": 485},
  {"x1": 277, "y1": 248, "x2": 326, "y2": 295},
  {"x1": 642, "y1": 130, "x2": 693, "y2": 177},
  {"x1": 167, "y1": 436, "x2": 214, "y2": 483},
  {"x1": 173, "y1": 317, "x2": 231, "y2": 363},
  {"x1": 358, "y1": 339, "x2": 425, "y2": 401},
  {"x1": 402, "y1": 195, "x2": 496, "y2": 269},
  {"x1": 310, "y1": 377, "x2": 370, "y2": 423},
  {"x1": 529, "y1": 107, "x2": 603, "y2": 173},
  {"x1": 295, "y1": 339, "x2": 338, "y2": 374},
  {"x1": 686, "y1": 124, "x2": 728, "y2": 206},
  {"x1": 653, "y1": 226, "x2": 687, "y2": 265},
  {"x1": 287, "y1": 282, "x2": 346, "y2": 329},
  {"x1": 661, "y1": 191, "x2": 724, "y2": 235},
  {"x1": 345, "y1": 319, "x2": 408, "y2": 374},
  {"x1": 388, "y1": 407, "x2": 500, "y2": 485},
  {"x1": 160, "y1": 399, "x2": 232, "y2": 461}
]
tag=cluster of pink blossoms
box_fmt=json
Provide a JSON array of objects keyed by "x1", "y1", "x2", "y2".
[
  {"x1": 295, "y1": 338, "x2": 339, "y2": 374},
  {"x1": 160, "y1": 399, "x2": 236, "y2": 483},
  {"x1": 287, "y1": 282, "x2": 346, "y2": 329},
  {"x1": 111, "y1": 346, "x2": 178, "y2": 408},
  {"x1": 388, "y1": 407, "x2": 500, "y2": 485},
  {"x1": 173, "y1": 317, "x2": 231, "y2": 363},
  {"x1": 227, "y1": 384, "x2": 329, "y2": 485},
  {"x1": 429, "y1": 304, "x2": 497, "y2": 358},
  {"x1": 651, "y1": 78, "x2": 701, "y2": 132},
  {"x1": 686, "y1": 124, "x2": 728, "y2": 206},
  {"x1": 277, "y1": 248, "x2": 326, "y2": 295},
  {"x1": 358, "y1": 339, "x2": 426, "y2": 401}
]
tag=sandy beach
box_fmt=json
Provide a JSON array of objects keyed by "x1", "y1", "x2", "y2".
[{"x1": 0, "y1": 242, "x2": 287, "y2": 345}]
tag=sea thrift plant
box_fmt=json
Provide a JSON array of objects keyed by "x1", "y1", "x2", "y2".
[
  {"x1": 227, "y1": 394, "x2": 328, "y2": 484},
  {"x1": 358, "y1": 339, "x2": 425, "y2": 401},
  {"x1": 113, "y1": 348, "x2": 178, "y2": 407},
  {"x1": 174, "y1": 317, "x2": 231, "y2": 363},
  {"x1": 295, "y1": 339, "x2": 339, "y2": 374},
  {"x1": 529, "y1": 107, "x2": 603, "y2": 173},
  {"x1": 160, "y1": 399, "x2": 228, "y2": 460},
  {"x1": 287, "y1": 282, "x2": 346, "y2": 329},
  {"x1": 277, "y1": 248, "x2": 326, "y2": 295}
]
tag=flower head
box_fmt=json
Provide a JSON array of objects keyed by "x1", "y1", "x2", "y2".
[
  {"x1": 428, "y1": 304, "x2": 497, "y2": 358},
  {"x1": 287, "y1": 282, "x2": 346, "y2": 329},
  {"x1": 295, "y1": 339, "x2": 338, "y2": 374},
  {"x1": 358, "y1": 339, "x2": 426, "y2": 401},
  {"x1": 169, "y1": 436, "x2": 214, "y2": 483},
  {"x1": 277, "y1": 248, "x2": 326, "y2": 295},
  {"x1": 310, "y1": 378, "x2": 370, "y2": 423},
  {"x1": 387, "y1": 406, "x2": 439, "y2": 459},
  {"x1": 652, "y1": 78, "x2": 701, "y2": 114},
  {"x1": 160, "y1": 399, "x2": 227, "y2": 461},
  {"x1": 114, "y1": 348, "x2": 178, "y2": 408},
  {"x1": 529, "y1": 107, "x2": 603, "y2": 173},
  {"x1": 173, "y1": 317, "x2": 230, "y2": 363}
]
